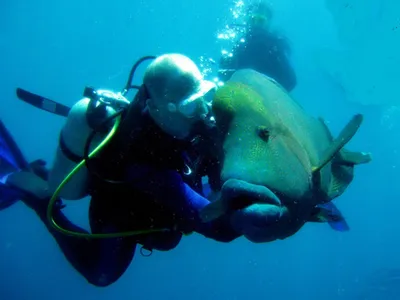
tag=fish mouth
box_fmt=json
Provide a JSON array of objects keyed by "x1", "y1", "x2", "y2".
[
  {"x1": 222, "y1": 178, "x2": 289, "y2": 242},
  {"x1": 199, "y1": 178, "x2": 284, "y2": 226},
  {"x1": 222, "y1": 178, "x2": 282, "y2": 208}
]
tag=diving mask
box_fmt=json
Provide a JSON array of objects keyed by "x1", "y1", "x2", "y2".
[{"x1": 168, "y1": 80, "x2": 217, "y2": 119}]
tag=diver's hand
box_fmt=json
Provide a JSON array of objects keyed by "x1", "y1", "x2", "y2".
[
  {"x1": 207, "y1": 190, "x2": 220, "y2": 202},
  {"x1": 6, "y1": 170, "x2": 64, "y2": 218},
  {"x1": 230, "y1": 204, "x2": 289, "y2": 243},
  {"x1": 7, "y1": 171, "x2": 50, "y2": 199}
]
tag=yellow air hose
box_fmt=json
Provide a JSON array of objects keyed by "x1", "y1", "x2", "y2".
[{"x1": 46, "y1": 115, "x2": 169, "y2": 239}]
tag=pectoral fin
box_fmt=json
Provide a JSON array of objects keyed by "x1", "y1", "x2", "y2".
[
  {"x1": 327, "y1": 149, "x2": 372, "y2": 199},
  {"x1": 328, "y1": 164, "x2": 354, "y2": 199},
  {"x1": 308, "y1": 202, "x2": 350, "y2": 232},
  {"x1": 336, "y1": 148, "x2": 372, "y2": 165},
  {"x1": 315, "y1": 115, "x2": 371, "y2": 199}
]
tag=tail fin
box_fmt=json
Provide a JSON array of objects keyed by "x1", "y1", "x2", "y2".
[{"x1": 0, "y1": 183, "x2": 25, "y2": 210}]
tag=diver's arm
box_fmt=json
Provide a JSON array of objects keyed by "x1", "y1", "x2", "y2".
[
  {"x1": 132, "y1": 168, "x2": 241, "y2": 242},
  {"x1": 204, "y1": 158, "x2": 222, "y2": 193},
  {"x1": 268, "y1": 34, "x2": 297, "y2": 92},
  {"x1": 274, "y1": 50, "x2": 297, "y2": 92},
  {"x1": 170, "y1": 172, "x2": 240, "y2": 242},
  {"x1": 218, "y1": 54, "x2": 238, "y2": 82},
  {"x1": 180, "y1": 181, "x2": 241, "y2": 242},
  {"x1": 283, "y1": 59, "x2": 297, "y2": 92},
  {"x1": 195, "y1": 126, "x2": 224, "y2": 193},
  {"x1": 275, "y1": 34, "x2": 292, "y2": 56},
  {"x1": 196, "y1": 215, "x2": 241, "y2": 242}
]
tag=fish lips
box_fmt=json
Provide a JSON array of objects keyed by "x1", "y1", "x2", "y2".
[
  {"x1": 222, "y1": 179, "x2": 289, "y2": 242},
  {"x1": 231, "y1": 205, "x2": 289, "y2": 243},
  {"x1": 199, "y1": 179, "x2": 283, "y2": 224},
  {"x1": 221, "y1": 178, "x2": 282, "y2": 210}
]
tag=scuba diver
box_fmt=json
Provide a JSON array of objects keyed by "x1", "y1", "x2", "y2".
[
  {"x1": 1, "y1": 53, "x2": 284, "y2": 287},
  {"x1": 218, "y1": 0, "x2": 297, "y2": 92}
]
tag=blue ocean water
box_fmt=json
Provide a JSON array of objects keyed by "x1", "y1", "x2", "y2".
[{"x1": 1, "y1": 0, "x2": 399, "y2": 299}]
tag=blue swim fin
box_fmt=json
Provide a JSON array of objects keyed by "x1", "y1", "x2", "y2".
[
  {"x1": 0, "y1": 119, "x2": 30, "y2": 210},
  {"x1": 308, "y1": 202, "x2": 350, "y2": 232},
  {"x1": 0, "y1": 182, "x2": 26, "y2": 210},
  {"x1": 0, "y1": 120, "x2": 29, "y2": 175}
]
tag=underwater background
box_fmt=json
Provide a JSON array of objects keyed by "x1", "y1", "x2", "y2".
[{"x1": 1, "y1": 0, "x2": 400, "y2": 299}]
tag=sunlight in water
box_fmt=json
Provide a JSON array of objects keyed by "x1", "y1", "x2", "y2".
[{"x1": 198, "y1": 0, "x2": 251, "y2": 84}]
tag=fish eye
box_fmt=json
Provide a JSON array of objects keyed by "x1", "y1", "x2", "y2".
[{"x1": 256, "y1": 126, "x2": 270, "y2": 142}]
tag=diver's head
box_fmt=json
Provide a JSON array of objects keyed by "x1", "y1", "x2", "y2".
[
  {"x1": 143, "y1": 53, "x2": 217, "y2": 139},
  {"x1": 247, "y1": 0, "x2": 273, "y2": 31}
]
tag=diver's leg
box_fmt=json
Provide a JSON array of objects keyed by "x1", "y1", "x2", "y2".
[
  {"x1": 27, "y1": 196, "x2": 137, "y2": 287},
  {"x1": 86, "y1": 198, "x2": 138, "y2": 286},
  {"x1": 7, "y1": 171, "x2": 136, "y2": 287}
]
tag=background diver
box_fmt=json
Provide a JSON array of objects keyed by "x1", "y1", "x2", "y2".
[{"x1": 218, "y1": 0, "x2": 297, "y2": 92}]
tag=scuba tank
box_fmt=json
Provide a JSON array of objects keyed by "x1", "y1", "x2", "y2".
[
  {"x1": 16, "y1": 56, "x2": 156, "y2": 200},
  {"x1": 48, "y1": 88, "x2": 130, "y2": 200},
  {"x1": 15, "y1": 55, "x2": 201, "y2": 242}
]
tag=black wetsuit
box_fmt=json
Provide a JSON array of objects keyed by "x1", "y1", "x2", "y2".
[
  {"x1": 18, "y1": 87, "x2": 239, "y2": 287},
  {"x1": 218, "y1": 27, "x2": 297, "y2": 92}
]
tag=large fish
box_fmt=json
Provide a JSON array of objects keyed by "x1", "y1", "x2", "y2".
[{"x1": 200, "y1": 69, "x2": 371, "y2": 241}]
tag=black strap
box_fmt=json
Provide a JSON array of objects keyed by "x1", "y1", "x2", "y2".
[
  {"x1": 85, "y1": 101, "x2": 110, "y2": 132},
  {"x1": 59, "y1": 133, "x2": 84, "y2": 163},
  {"x1": 113, "y1": 85, "x2": 148, "y2": 152},
  {"x1": 16, "y1": 88, "x2": 71, "y2": 117}
]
